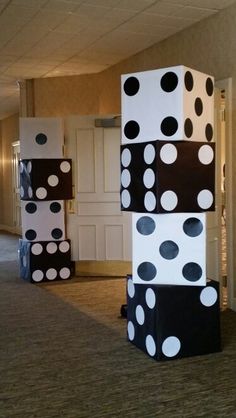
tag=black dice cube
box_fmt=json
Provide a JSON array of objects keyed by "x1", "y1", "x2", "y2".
[
  {"x1": 127, "y1": 276, "x2": 221, "y2": 360},
  {"x1": 19, "y1": 159, "x2": 72, "y2": 201},
  {"x1": 19, "y1": 239, "x2": 72, "y2": 283},
  {"x1": 121, "y1": 140, "x2": 215, "y2": 213}
]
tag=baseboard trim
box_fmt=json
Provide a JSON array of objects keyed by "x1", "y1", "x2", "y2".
[
  {"x1": 231, "y1": 297, "x2": 236, "y2": 312},
  {"x1": 0, "y1": 225, "x2": 21, "y2": 235},
  {"x1": 75, "y1": 260, "x2": 131, "y2": 277}
]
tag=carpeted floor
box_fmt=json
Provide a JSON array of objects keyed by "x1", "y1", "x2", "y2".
[{"x1": 1, "y1": 232, "x2": 236, "y2": 418}]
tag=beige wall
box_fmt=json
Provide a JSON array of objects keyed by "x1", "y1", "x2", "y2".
[
  {"x1": 0, "y1": 114, "x2": 19, "y2": 229},
  {"x1": 0, "y1": 123, "x2": 2, "y2": 225}
]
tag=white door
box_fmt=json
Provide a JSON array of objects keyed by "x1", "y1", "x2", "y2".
[
  {"x1": 65, "y1": 115, "x2": 131, "y2": 263},
  {"x1": 12, "y1": 141, "x2": 22, "y2": 235}
]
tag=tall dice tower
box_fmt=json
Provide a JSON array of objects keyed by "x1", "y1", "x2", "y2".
[
  {"x1": 121, "y1": 66, "x2": 221, "y2": 360},
  {"x1": 19, "y1": 118, "x2": 73, "y2": 284}
]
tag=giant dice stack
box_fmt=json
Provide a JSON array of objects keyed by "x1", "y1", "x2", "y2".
[
  {"x1": 121, "y1": 66, "x2": 221, "y2": 360},
  {"x1": 19, "y1": 118, "x2": 73, "y2": 284}
]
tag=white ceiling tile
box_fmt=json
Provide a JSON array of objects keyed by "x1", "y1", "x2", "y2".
[
  {"x1": 73, "y1": 3, "x2": 113, "y2": 18},
  {"x1": 28, "y1": 10, "x2": 67, "y2": 30},
  {"x1": 42, "y1": 0, "x2": 81, "y2": 13},
  {"x1": 115, "y1": 0, "x2": 160, "y2": 12},
  {"x1": 144, "y1": 1, "x2": 185, "y2": 15},
  {"x1": 102, "y1": 7, "x2": 139, "y2": 23},
  {"x1": 10, "y1": 0, "x2": 48, "y2": 8},
  {"x1": 173, "y1": 6, "x2": 217, "y2": 20},
  {"x1": 165, "y1": 0, "x2": 236, "y2": 8},
  {"x1": 82, "y1": 0, "x2": 121, "y2": 7}
]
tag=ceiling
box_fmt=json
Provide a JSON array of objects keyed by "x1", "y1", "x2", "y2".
[{"x1": 0, "y1": 0, "x2": 235, "y2": 120}]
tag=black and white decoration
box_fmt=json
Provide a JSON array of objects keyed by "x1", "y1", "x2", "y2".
[
  {"x1": 121, "y1": 140, "x2": 215, "y2": 213},
  {"x1": 19, "y1": 117, "x2": 72, "y2": 283},
  {"x1": 132, "y1": 212, "x2": 206, "y2": 286},
  {"x1": 20, "y1": 158, "x2": 73, "y2": 201},
  {"x1": 19, "y1": 117, "x2": 64, "y2": 159},
  {"x1": 127, "y1": 276, "x2": 221, "y2": 360},
  {"x1": 121, "y1": 65, "x2": 221, "y2": 360},
  {"x1": 19, "y1": 239, "x2": 71, "y2": 283},
  {"x1": 121, "y1": 65, "x2": 214, "y2": 144},
  {"x1": 21, "y1": 201, "x2": 65, "y2": 242}
]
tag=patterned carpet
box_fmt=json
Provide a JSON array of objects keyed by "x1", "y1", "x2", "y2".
[{"x1": 1, "y1": 233, "x2": 236, "y2": 417}]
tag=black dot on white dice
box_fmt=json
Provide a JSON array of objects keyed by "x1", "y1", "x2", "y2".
[
  {"x1": 124, "y1": 120, "x2": 140, "y2": 140},
  {"x1": 195, "y1": 97, "x2": 203, "y2": 116},
  {"x1": 159, "y1": 240, "x2": 179, "y2": 260},
  {"x1": 25, "y1": 229, "x2": 37, "y2": 240},
  {"x1": 205, "y1": 123, "x2": 213, "y2": 141},
  {"x1": 182, "y1": 262, "x2": 202, "y2": 282},
  {"x1": 183, "y1": 217, "x2": 203, "y2": 237},
  {"x1": 50, "y1": 202, "x2": 62, "y2": 213},
  {"x1": 25, "y1": 202, "x2": 37, "y2": 214},
  {"x1": 160, "y1": 71, "x2": 178, "y2": 92},
  {"x1": 206, "y1": 77, "x2": 214, "y2": 96},
  {"x1": 137, "y1": 262, "x2": 157, "y2": 281},
  {"x1": 124, "y1": 77, "x2": 140, "y2": 96},
  {"x1": 184, "y1": 118, "x2": 193, "y2": 138},
  {"x1": 132, "y1": 212, "x2": 206, "y2": 286},
  {"x1": 121, "y1": 65, "x2": 214, "y2": 144},
  {"x1": 184, "y1": 70, "x2": 194, "y2": 91},
  {"x1": 136, "y1": 216, "x2": 156, "y2": 235},
  {"x1": 160, "y1": 116, "x2": 178, "y2": 137},
  {"x1": 35, "y1": 133, "x2": 47, "y2": 145}
]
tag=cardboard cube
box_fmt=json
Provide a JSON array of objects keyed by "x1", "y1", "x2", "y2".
[
  {"x1": 19, "y1": 158, "x2": 72, "y2": 201},
  {"x1": 121, "y1": 65, "x2": 214, "y2": 144},
  {"x1": 132, "y1": 212, "x2": 206, "y2": 286},
  {"x1": 121, "y1": 140, "x2": 215, "y2": 213},
  {"x1": 127, "y1": 276, "x2": 221, "y2": 360},
  {"x1": 20, "y1": 117, "x2": 64, "y2": 159},
  {"x1": 19, "y1": 239, "x2": 71, "y2": 283}
]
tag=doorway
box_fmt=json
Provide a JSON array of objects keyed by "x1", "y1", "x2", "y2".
[
  {"x1": 216, "y1": 78, "x2": 233, "y2": 310},
  {"x1": 12, "y1": 141, "x2": 21, "y2": 235}
]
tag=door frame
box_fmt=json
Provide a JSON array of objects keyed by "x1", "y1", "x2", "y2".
[
  {"x1": 12, "y1": 140, "x2": 22, "y2": 235},
  {"x1": 216, "y1": 78, "x2": 234, "y2": 310}
]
